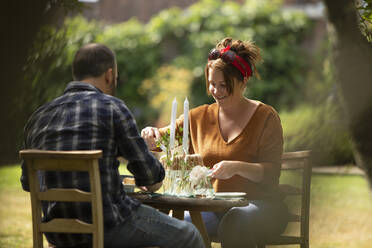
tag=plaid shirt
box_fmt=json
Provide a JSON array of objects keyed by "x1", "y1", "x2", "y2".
[{"x1": 21, "y1": 82, "x2": 165, "y2": 247}]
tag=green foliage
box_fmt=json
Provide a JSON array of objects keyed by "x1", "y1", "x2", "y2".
[
  {"x1": 301, "y1": 33, "x2": 337, "y2": 106},
  {"x1": 156, "y1": 127, "x2": 184, "y2": 168},
  {"x1": 25, "y1": 0, "x2": 311, "y2": 130},
  {"x1": 356, "y1": 0, "x2": 372, "y2": 42},
  {"x1": 156, "y1": 128, "x2": 184, "y2": 150},
  {"x1": 96, "y1": 19, "x2": 162, "y2": 124},
  {"x1": 144, "y1": 0, "x2": 311, "y2": 110},
  {"x1": 55, "y1": 0, "x2": 84, "y2": 13},
  {"x1": 23, "y1": 16, "x2": 101, "y2": 113},
  {"x1": 281, "y1": 104, "x2": 354, "y2": 165},
  {"x1": 139, "y1": 65, "x2": 193, "y2": 125}
]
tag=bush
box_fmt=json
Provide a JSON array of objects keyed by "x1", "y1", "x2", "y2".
[
  {"x1": 149, "y1": 0, "x2": 311, "y2": 111},
  {"x1": 22, "y1": 16, "x2": 102, "y2": 114},
  {"x1": 281, "y1": 104, "x2": 354, "y2": 165},
  {"x1": 97, "y1": 19, "x2": 162, "y2": 125},
  {"x1": 25, "y1": 0, "x2": 311, "y2": 130},
  {"x1": 138, "y1": 65, "x2": 194, "y2": 126}
]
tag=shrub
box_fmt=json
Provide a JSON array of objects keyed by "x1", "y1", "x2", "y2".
[
  {"x1": 25, "y1": 0, "x2": 311, "y2": 129},
  {"x1": 281, "y1": 104, "x2": 354, "y2": 165},
  {"x1": 138, "y1": 65, "x2": 193, "y2": 126}
]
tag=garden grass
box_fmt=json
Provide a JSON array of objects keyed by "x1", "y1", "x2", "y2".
[{"x1": 1, "y1": 165, "x2": 372, "y2": 248}]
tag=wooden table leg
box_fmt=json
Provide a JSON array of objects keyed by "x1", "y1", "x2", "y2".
[
  {"x1": 189, "y1": 211, "x2": 211, "y2": 248},
  {"x1": 172, "y1": 210, "x2": 184, "y2": 220}
]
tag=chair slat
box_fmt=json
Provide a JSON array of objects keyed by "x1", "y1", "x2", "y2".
[
  {"x1": 32, "y1": 159, "x2": 90, "y2": 171},
  {"x1": 281, "y1": 150, "x2": 311, "y2": 160},
  {"x1": 281, "y1": 161, "x2": 305, "y2": 170},
  {"x1": 20, "y1": 149, "x2": 102, "y2": 159},
  {"x1": 40, "y1": 219, "x2": 94, "y2": 233},
  {"x1": 38, "y1": 189, "x2": 92, "y2": 202},
  {"x1": 279, "y1": 184, "x2": 301, "y2": 196},
  {"x1": 288, "y1": 213, "x2": 301, "y2": 222}
]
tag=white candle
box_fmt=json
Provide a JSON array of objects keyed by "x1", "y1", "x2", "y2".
[
  {"x1": 182, "y1": 97, "x2": 189, "y2": 154},
  {"x1": 169, "y1": 97, "x2": 177, "y2": 152}
]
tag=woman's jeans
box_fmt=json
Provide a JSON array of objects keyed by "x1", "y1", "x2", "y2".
[
  {"x1": 185, "y1": 200, "x2": 288, "y2": 248},
  {"x1": 105, "y1": 204, "x2": 205, "y2": 248}
]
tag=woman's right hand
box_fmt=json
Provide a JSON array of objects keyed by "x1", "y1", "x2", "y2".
[{"x1": 141, "y1": 126, "x2": 161, "y2": 150}]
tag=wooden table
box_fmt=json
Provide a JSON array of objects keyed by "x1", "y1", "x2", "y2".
[{"x1": 128, "y1": 193, "x2": 249, "y2": 248}]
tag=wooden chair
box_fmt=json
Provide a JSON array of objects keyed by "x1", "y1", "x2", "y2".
[
  {"x1": 258, "y1": 150, "x2": 312, "y2": 248},
  {"x1": 19, "y1": 150, "x2": 103, "y2": 248}
]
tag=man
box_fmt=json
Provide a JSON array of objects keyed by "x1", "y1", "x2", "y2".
[{"x1": 20, "y1": 43, "x2": 204, "y2": 248}]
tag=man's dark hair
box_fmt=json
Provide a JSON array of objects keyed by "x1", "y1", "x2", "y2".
[{"x1": 72, "y1": 43, "x2": 116, "y2": 80}]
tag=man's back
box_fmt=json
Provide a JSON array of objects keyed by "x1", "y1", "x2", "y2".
[
  {"x1": 20, "y1": 43, "x2": 203, "y2": 248},
  {"x1": 21, "y1": 82, "x2": 164, "y2": 247}
]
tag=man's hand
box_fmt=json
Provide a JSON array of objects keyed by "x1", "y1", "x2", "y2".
[
  {"x1": 138, "y1": 181, "x2": 163, "y2": 193},
  {"x1": 141, "y1": 127, "x2": 160, "y2": 150}
]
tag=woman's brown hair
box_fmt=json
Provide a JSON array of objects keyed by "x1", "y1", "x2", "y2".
[{"x1": 205, "y1": 37, "x2": 262, "y2": 95}]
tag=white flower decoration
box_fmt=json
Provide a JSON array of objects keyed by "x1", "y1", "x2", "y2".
[{"x1": 189, "y1": 165, "x2": 210, "y2": 187}]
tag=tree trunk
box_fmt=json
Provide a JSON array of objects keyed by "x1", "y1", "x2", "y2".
[
  {"x1": 0, "y1": 1, "x2": 70, "y2": 165},
  {"x1": 324, "y1": 0, "x2": 372, "y2": 191}
]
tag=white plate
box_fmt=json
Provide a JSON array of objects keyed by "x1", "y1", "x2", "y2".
[{"x1": 214, "y1": 192, "x2": 246, "y2": 198}]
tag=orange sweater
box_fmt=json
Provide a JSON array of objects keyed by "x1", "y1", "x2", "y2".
[{"x1": 161, "y1": 102, "x2": 283, "y2": 199}]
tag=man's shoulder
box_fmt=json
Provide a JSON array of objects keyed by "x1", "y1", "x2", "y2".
[
  {"x1": 27, "y1": 90, "x2": 128, "y2": 125},
  {"x1": 26, "y1": 98, "x2": 58, "y2": 124},
  {"x1": 96, "y1": 93, "x2": 123, "y2": 106},
  {"x1": 63, "y1": 81, "x2": 125, "y2": 106},
  {"x1": 103, "y1": 95, "x2": 130, "y2": 113}
]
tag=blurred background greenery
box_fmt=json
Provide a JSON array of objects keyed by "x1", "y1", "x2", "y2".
[{"x1": 20, "y1": 0, "x2": 356, "y2": 166}]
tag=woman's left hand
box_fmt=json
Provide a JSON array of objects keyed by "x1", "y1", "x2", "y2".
[{"x1": 211, "y1": 161, "x2": 237, "y2": 180}]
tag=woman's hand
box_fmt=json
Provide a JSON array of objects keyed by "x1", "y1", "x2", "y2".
[
  {"x1": 212, "y1": 161, "x2": 265, "y2": 183},
  {"x1": 141, "y1": 127, "x2": 160, "y2": 150},
  {"x1": 211, "y1": 161, "x2": 238, "y2": 180}
]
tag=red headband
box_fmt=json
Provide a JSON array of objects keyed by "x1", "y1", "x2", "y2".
[{"x1": 208, "y1": 46, "x2": 252, "y2": 78}]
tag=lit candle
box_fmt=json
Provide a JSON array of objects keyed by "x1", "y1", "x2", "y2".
[
  {"x1": 182, "y1": 97, "x2": 189, "y2": 154},
  {"x1": 169, "y1": 98, "x2": 177, "y2": 152}
]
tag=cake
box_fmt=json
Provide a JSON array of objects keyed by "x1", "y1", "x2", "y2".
[{"x1": 160, "y1": 154, "x2": 204, "y2": 170}]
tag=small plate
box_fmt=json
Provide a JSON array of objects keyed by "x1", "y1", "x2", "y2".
[{"x1": 214, "y1": 192, "x2": 246, "y2": 198}]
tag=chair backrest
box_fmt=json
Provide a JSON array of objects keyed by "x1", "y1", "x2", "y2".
[
  {"x1": 280, "y1": 150, "x2": 312, "y2": 246},
  {"x1": 19, "y1": 150, "x2": 103, "y2": 248}
]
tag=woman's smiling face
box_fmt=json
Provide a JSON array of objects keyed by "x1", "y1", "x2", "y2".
[
  {"x1": 208, "y1": 68, "x2": 228, "y2": 104},
  {"x1": 208, "y1": 67, "x2": 245, "y2": 105}
]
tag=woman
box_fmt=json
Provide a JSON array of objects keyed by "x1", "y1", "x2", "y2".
[{"x1": 141, "y1": 37, "x2": 288, "y2": 248}]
